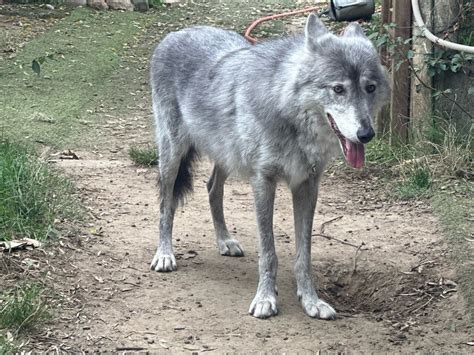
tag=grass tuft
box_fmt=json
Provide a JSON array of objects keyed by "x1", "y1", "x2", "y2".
[
  {"x1": 394, "y1": 163, "x2": 432, "y2": 199},
  {"x1": 0, "y1": 140, "x2": 80, "y2": 242},
  {"x1": 129, "y1": 145, "x2": 158, "y2": 167},
  {"x1": 149, "y1": 0, "x2": 164, "y2": 7},
  {"x1": 365, "y1": 137, "x2": 402, "y2": 167},
  {"x1": 426, "y1": 123, "x2": 473, "y2": 177},
  {"x1": 0, "y1": 334, "x2": 16, "y2": 355},
  {"x1": 0, "y1": 283, "x2": 51, "y2": 334},
  {"x1": 366, "y1": 120, "x2": 471, "y2": 199}
]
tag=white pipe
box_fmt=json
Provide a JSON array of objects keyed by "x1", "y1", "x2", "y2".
[{"x1": 411, "y1": 0, "x2": 474, "y2": 54}]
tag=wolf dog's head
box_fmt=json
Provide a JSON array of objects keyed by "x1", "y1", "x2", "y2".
[{"x1": 300, "y1": 14, "x2": 390, "y2": 168}]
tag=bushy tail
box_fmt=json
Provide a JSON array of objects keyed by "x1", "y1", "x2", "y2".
[{"x1": 173, "y1": 147, "x2": 199, "y2": 203}]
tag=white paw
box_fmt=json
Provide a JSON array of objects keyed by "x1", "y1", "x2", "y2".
[
  {"x1": 218, "y1": 238, "x2": 244, "y2": 257},
  {"x1": 150, "y1": 251, "x2": 177, "y2": 272},
  {"x1": 249, "y1": 294, "x2": 278, "y2": 319},
  {"x1": 301, "y1": 297, "x2": 336, "y2": 320}
]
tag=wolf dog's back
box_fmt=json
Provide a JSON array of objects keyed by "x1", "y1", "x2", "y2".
[
  {"x1": 151, "y1": 26, "x2": 312, "y2": 188},
  {"x1": 151, "y1": 26, "x2": 249, "y2": 100}
]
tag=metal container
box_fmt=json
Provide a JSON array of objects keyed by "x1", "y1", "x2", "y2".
[{"x1": 329, "y1": 0, "x2": 375, "y2": 21}]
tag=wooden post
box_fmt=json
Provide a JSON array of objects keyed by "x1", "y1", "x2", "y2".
[
  {"x1": 380, "y1": 0, "x2": 392, "y2": 68},
  {"x1": 390, "y1": 0, "x2": 412, "y2": 145},
  {"x1": 410, "y1": 0, "x2": 434, "y2": 140},
  {"x1": 377, "y1": 0, "x2": 392, "y2": 137}
]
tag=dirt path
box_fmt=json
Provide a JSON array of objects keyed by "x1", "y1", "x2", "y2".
[
  {"x1": 41, "y1": 132, "x2": 471, "y2": 351},
  {"x1": 3, "y1": 2, "x2": 471, "y2": 352},
  {"x1": 34, "y1": 11, "x2": 471, "y2": 351}
]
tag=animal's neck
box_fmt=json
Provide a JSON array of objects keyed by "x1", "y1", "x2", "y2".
[{"x1": 297, "y1": 111, "x2": 338, "y2": 169}]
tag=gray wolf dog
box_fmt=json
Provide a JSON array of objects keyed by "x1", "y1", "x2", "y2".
[{"x1": 150, "y1": 14, "x2": 390, "y2": 319}]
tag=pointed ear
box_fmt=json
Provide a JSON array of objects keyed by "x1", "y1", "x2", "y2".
[
  {"x1": 305, "y1": 13, "x2": 328, "y2": 50},
  {"x1": 343, "y1": 22, "x2": 366, "y2": 38}
]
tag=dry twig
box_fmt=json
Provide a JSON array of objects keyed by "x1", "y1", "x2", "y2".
[
  {"x1": 312, "y1": 233, "x2": 366, "y2": 249},
  {"x1": 411, "y1": 296, "x2": 434, "y2": 314},
  {"x1": 313, "y1": 216, "x2": 368, "y2": 250},
  {"x1": 352, "y1": 242, "x2": 366, "y2": 274},
  {"x1": 320, "y1": 215, "x2": 343, "y2": 234}
]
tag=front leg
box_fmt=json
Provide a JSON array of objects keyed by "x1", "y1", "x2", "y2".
[
  {"x1": 292, "y1": 177, "x2": 336, "y2": 320},
  {"x1": 248, "y1": 175, "x2": 278, "y2": 319}
]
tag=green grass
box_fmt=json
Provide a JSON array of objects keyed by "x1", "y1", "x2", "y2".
[
  {"x1": 364, "y1": 138, "x2": 432, "y2": 199},
  {"x1": 366, "y1": 120, "x2": 471, "y2": 200},
  {"x1": 149, "y1": 0, "x2": 163, "y2": 7},
  {"x1": 0, "y1": 335, "x2": 16, "y2": 355},
  {"x1": 0, "y1": 141, "x2": 80, "y2": 242},
  {"x1": 0, "y1": 283, "x2": 51, "y2": 334},
  {"x1": 432, "y1": 186, "x2": 474, "y2": 324},
  {"x1": 129, "y1": 145, "x2": 158, "y2": 166},
  {"x1": 0, "y1": 1, "x2": 302, "y2": 151},
  {"x1": 0, "y1": 7, "x2": 155, "y2": 149},
  {"x1": 394, "y1": 163, "x2": 432, "y2": 199},
  {"x1": 365, "y1": 137, "x2": 402, "y2": 167}
]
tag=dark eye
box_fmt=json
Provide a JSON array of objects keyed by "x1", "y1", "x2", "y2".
[
  {"x1": 333, "y1": 85, "x2": 345, "y2": 94},
  {"x1": 366, "y1": 84, "x2": 376, "y2": 93}
]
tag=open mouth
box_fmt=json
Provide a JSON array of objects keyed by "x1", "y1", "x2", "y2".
[{"x1": 327, "y1": 113, "x2": 365, "y2": 169}]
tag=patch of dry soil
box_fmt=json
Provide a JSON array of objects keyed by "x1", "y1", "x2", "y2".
[
  {"x1": 27, "y1": 143, "x2": 469, "y2": 352},
  {"x1": 2, "y1": 4, "x2": 471, "y2": 350}
]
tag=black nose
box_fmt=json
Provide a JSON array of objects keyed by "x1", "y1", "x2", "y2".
[{"x1": 357, "y1": 126, "x2": 375, "y2": 144}]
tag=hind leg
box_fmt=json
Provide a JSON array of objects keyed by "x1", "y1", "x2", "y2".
[
  {"x1": 207, "y1": 165, "x2": 244, "y2": 256},
  {"x1": 150, "y1": 141, "x2": 182, "y2": 272}
]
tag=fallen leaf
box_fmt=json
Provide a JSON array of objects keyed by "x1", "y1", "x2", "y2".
[
  {"x1": 90, "y1": 227, "x2": 104, "y2": 236},
  {"x1": 59, "y1": 150, "x2": 79, "y2": 160},
  {"x1": 0, "y1": 238, "x2": 42, "y2": 252},
  {"x1": 159, "y1": 341, "x2": 169, "y2": 349},
  {"x1": 22, "y1": 258, "x2": 40, "y2": 268}
]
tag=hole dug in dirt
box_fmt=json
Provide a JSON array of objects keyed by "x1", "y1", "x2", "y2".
[{"x1": 316, "y1": 263, "x2": 458, "y2": 323}]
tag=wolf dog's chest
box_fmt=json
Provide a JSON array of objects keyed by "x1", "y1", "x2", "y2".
[{"x1": 283, "y1": 118, "x2": 340, "y2": 187}]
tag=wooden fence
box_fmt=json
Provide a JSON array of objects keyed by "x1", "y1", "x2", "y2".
[{"x1": 380, "y1": 0, "x2": 473, "y2": 145}]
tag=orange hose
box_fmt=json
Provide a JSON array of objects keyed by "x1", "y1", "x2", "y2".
[{"x1": 244, "y1": 5, "x2": 325, "y2": 44}]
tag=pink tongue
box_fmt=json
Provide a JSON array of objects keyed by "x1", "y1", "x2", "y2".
[{"x1": 345, "y1": 140, "x2": 365, "y2": 168}]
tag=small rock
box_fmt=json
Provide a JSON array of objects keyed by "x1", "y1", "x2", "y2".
[
  {"x1": 132, "y1": 0, "x2": 149, "y2": 11},
  {"x1": 88, "y1": 0, "x2": 108, "y2": 10},
  {"x1": 107, "y1": 0, "x2": 134, "y2": 11}
]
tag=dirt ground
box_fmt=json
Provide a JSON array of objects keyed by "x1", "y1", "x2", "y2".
[
  {"x1": 1, "y1": 2, "x2": 472, "y2": 353},
  {"x1": 15, "y1": 115, "x2": 468, "y2": 351}
]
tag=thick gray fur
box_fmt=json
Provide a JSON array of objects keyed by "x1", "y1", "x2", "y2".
[{"x1": 150, "y1": 15, "x2": 390, "y2": 319}]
